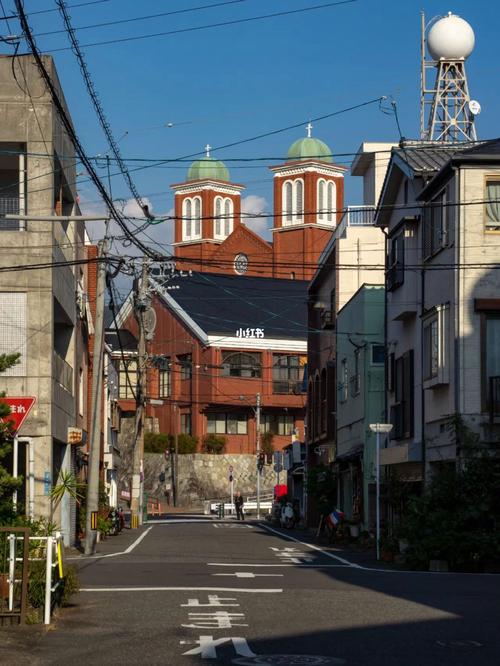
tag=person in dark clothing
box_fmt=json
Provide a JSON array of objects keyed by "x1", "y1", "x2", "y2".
[{"x1": 234, "y1": 491, "x2": 244, "y2": 520}]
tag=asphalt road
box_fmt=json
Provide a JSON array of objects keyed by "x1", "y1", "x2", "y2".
[{"x1": 5, "y1": 517, "x2": 500, "y2": 666}]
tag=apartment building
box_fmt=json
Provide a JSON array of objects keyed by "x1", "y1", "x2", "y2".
[
  {"x1": 376, "y1": 139, "x2": 500, "y2": 486},
  {"x1": 0, "y1": 55, "x2": 87, "y2": 543}
]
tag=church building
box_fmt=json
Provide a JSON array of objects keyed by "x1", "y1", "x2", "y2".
[{"x1": 172, "y1": 125, "x2": 346, "y2": 280}]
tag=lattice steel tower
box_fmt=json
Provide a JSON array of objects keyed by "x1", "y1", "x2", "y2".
[{"x1": 420, "y1": 12, "x2": 479, "y2": 142}]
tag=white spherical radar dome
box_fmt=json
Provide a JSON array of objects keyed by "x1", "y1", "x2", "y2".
[{"x1": 427, "y1": 12, "x2": 475, "y2": 61}]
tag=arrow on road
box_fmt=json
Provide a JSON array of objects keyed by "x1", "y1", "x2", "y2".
[{"x1": 212, "y1": 572, "x2": 283, "y2": 578}]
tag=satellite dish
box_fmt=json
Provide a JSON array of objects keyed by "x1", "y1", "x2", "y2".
[
  {"x1": 143, "y1": 307, "x2": 157, "y2": 341},
  {"x1": 468, "y1": 100, "x2": 481, "y2": 116}
]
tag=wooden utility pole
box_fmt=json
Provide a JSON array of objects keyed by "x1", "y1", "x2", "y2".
[
  {"x1": 130, "y1": 259, "x2": 150, "y2": 527},
  {"x1": 85, "y1": 240, "x2": 107, "y2": 554},
  {"x1": 173, "y1": 404, "x2": 178, "y2": 507}
]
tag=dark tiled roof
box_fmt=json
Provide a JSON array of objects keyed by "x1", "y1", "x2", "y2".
[
  {"x1": 393, "y1": 142, "x2": 466, "y2": 173},
  {"x1": 158, "y1": 272, "x2": 309, "y2": 340},
  {"x1": 457, "y1": 137, "x2": 500, "y2": 156}
]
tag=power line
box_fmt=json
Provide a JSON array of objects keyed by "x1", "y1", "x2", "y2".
[
  {"x1": 27, "y1": 0, "x2": 111, "y2": 16},
  {"x1": 36, "y1": 0, "x2": 251, "y2": 38},
  {"x1": 14, "y1": 4, "x2": 167, "y2": 261},
  {"x1": 45, "y1": 1, "x2": 358, "y2": 52},
  {"x1": 56, "y1": 0, "x2": 153, "y2": 220}
]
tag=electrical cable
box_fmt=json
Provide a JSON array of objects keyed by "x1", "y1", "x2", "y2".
[
  {"x1": 44, "y1": 1, "x2": 358, "y2": 53},
  {"x1": 57, "y1": 0, "x2": 154, "y2": 221},
  {"x1": 14, "y1": 0, "x2": 168, "y2": 262},
  {"x1": 36, "y1": 0, "x2": 251, "y2": 38}
]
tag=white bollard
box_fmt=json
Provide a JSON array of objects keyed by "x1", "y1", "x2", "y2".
[{"x1": 44, "y1": 536, "x2": 53, "y2": 625}]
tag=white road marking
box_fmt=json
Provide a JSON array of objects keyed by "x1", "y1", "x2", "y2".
[
  {"x1": 66, "y1": 526, "x2": 154, "y2": 560},
  {"x1": 212, "y1": 572, "x2": 283, "y2": 578},
  {"x1": 207, "y1": 563, "x2": 348, "y2": 568},
  {"x1": 261, "y1": 524, "x2": 362, "y2": 568},
  {"x1": 80, "y1": 586, "x2": 283, "y2": 593}
]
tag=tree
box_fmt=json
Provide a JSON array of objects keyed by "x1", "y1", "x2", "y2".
[{"x1": 0, "y1": 352, "x2": 22, "y2": 522}]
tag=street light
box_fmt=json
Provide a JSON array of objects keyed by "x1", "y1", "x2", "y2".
[
  {"x1": 239, "y1": 393, "x2": 262, "y2": 519},
  {"x1": 369, "y1": 423, "x2": 393, "y2": 560}
]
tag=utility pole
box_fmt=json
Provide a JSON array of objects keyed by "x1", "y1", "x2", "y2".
[
  {"x1": 85, "y1": 239, "x2": 108, "y2": 555},
  {"x1": 172, "y1": 403, "x2": 179, "y2": 507},
  {"x1": 130, "y1": 259, "x2": 150, "y2": 527},
  {"x1": 256, "y1": 392, "x2": 261, "y2": 520}
]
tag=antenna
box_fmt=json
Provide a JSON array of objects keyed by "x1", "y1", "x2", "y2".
[{"x1": 420, "y1": 12, "x2": 478, "y2": 142}]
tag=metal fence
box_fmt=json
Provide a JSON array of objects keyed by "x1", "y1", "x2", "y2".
[{"x1": 0, "y1": 197, "x2": 21, "y2": 231}]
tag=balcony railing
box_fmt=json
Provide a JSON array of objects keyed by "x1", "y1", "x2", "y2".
[
  {"x1": 489, "y1": 376, "x2": 500, "y2": 423},
  {"x1": 0, "y1": 197, "x2": 21, "y2": 230},
  {"x1": 53, "y1": 352, "x2": 73, "y2": 394},
  {"x1": 333, "y1": 205, "x2": 376, "y2": 242}
]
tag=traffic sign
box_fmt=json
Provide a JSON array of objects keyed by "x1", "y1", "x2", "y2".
[{"x1": 0, "y1": 396, "x2": 36, "y2": 433}]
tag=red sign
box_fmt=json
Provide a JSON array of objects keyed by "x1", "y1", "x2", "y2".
[{"x1": 0, "y1": 397, "x2": 36, "y2": 433}]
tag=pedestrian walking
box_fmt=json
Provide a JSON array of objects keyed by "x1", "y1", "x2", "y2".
[{"x1": 234, "y1": 491, "x2": 244, "y2": 521}]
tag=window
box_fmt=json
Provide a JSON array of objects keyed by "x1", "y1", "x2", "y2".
[
  {"x1": 221, "y1": 351, "x2": 261, "y2": 378},
  {"x1": 339, "y1": 358, "x2": 348, "y2": 402},
  {"x1": 424, "y1": 190, "x2": 447, "y2": 258},
  {"x1": 282, "y1": 179, "x2": 304, "y2": 226},
  {"x1": 214, "y1": 196, "x2": 234, "y2": 239},
  {"x1": 182, "y1": 196, "x2": 202, "y2": 241},
  {"x1": 272, "y1": 354, "x2": 306, "y2": 393},
  {"x1": 79, "y1": 368, "x2": 84, "y2": 416},
  {"x1": 351, "y1": 349, "x2": 361, "y2": 395},
  {"x1": 180, "y1": 413, "x2": 192, "y2": 435},
  {"x1": 423, "y1": 305, "x2": 449, "y2": 386},
  {"x1": 284, "y1": 181, "x2": 293, "y2": 223},
  {"x1": 159, "y1": 365, "x2": 171, "y2": 398},
  {"x1": 178, "y1": 354, "x2": 192, "y2": 380},
  {"x1": 207, "y1": 413, "x2": 247, "y2": 434},
  {"x1": 387, "y1": 232, "x2": 404, "y2": 291},
  {"x1": 320, "y1": 369, "x2": 327, "y2": 433},
  {"x1": 118, "y1": 359, "x2": 137, "y2": 399},
  {"x1": 391, "y1": 350, "x2": 414, "y2": 439},
  {"x1": 483, "y1": 315, "x2": 500, "y2": 415},
  {"x1": 261, "y1": 413, "x2": 294, "y2": 436},
  {"x1": 371, "y1": 344, "x2": 385, "y2": 365},
  {"x1": 423, "y1": 319, "x2": 438, "y2": 380},
  {"x1": 0, "y1": 292, "x2": 27, "y2": 376},
  {"x1": 317, "y1": 179, "x2": 336, "y2": 224},
  {"x1": 485, "y1": 179, "x2": 500, "y2": 231}
]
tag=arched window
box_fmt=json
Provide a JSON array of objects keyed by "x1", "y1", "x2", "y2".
[
  {"x1": 283, "y1": 181, "x2": 293, "y2": 224},
  {"x1": 224, "y1": 198, "x2": 233, "y2": 236},
  {"x1": 294, "y1": 179, "x2": 303, "y2": 222},
  {"x1": 317, "y1": 179, "x2": 336, "y2": 224},
  {"x1": 182, "y1": 197, "x2": 201, "y2": 241},
  {"x1": 214, "y1": 196, "x2": 233, "y2": 239},
  {"x1": 214, "y1": 196, "x2": 223, "y2": 238},
  {"x1": 182, "y1": 198, "x2": 192, "y2": 240},
  {"x1": 193, "y1": 197, "x2": 201, "y2": 237},
  {"x1": 326, "y1": 181, "x2": 335, "y2": 223},
  {"x1": 318, "y1": 179, "x2": 325, "y2": 217},
  {"x1": 221, "y1": 351, "x2": 261, "y2": 378}
]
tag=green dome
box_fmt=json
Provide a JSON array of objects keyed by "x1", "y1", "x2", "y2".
[
  {"x1": 187, "y1": 157, "x2": 230, "y2": 182},
  {"x1": 287, "y1": 137, "x2": 333, "y2": 163}
]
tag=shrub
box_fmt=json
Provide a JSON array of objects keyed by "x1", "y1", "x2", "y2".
[
  {"x1": 145, "y1": 432, "x2": 198, "y2": 454},
  {"x1": 202, "y1": 434, "x2": 226, "y2": 454}
]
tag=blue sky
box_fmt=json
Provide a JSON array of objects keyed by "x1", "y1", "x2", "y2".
[{"x1": 1, "y1": 0, "x2": 499, "y2": 249}]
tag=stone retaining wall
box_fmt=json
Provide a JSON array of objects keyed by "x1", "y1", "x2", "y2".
[{"x1": 144, "y1": 453, "x2": 276, "y2": 506}]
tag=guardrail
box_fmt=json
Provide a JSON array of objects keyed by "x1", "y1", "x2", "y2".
[{"x1": 208, "y1": 501, "x2": 273, "y2": 515}]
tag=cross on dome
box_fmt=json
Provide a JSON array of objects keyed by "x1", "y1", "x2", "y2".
[
  {"x1": 205, "y1": 143, "x2": 212, "y2": 158},
  {"x1": 306, "y1": 122, "x2": 313, "y2": 138}
]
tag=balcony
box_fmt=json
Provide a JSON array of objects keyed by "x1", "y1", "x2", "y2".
[
  {"x1": 334, "y1": 205, "x2": 375, "y2": 240},
  {"x1": 53, "y1": 352, "x2": 73, "y2": 394},
  {"x1": 0, "y1": 197, "x2": 21, "y2": 230}
]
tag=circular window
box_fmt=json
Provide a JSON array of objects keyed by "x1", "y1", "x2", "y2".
[{"x1": 234, "y1": 253, "x2": 249, "y2": 275}]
